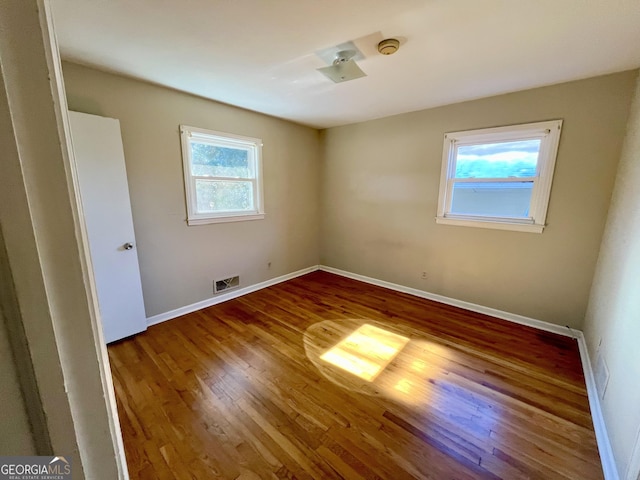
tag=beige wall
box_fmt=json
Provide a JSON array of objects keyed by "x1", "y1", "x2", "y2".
[
  {"x1": 0, "y1": 311, "x2": 35, "y2": 455},
  {"x1": 63, "y1": 62, "x2": 321, "y2": 317},
  {"x1": 320, "y1": 71, "x2": 637, "y2": 327},
  {"x1": 62, "y1": 63, "x2": 636, "y2": 329},
  {"x1": 584, "y1": 73, "x2": 640, "y2": 479}
]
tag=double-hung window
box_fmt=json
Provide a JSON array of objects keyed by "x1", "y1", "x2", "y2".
[
  {"x1": 436, "y1": 120, "x2": 562, "y2": 233},
  {"x1": 180, "y1": 125, "x2": 264, "y2": 225}
]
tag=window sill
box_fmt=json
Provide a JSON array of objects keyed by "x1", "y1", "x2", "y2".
[
  {"x1": 435, "y1": 216, "x2": 544, "y2": 233},
  {"x1": 187, "y1": 213, "x2": 265, "y2": 226}
]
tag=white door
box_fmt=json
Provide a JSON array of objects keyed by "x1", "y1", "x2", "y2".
[{"x1": 68, "y1": 111, "x2": 147, "y2": 343}]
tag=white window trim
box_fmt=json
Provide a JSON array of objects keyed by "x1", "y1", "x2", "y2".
[
  {"x1": 180, "y1": 125, "x2": 265, "y2": 226},
  {"x1": 436, "y1": 120, "x2": 563, "y2": 233}
]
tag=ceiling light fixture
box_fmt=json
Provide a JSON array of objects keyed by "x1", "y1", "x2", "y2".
[
  {"x1": 377, "y1": 38, "x2": 400, "y2": 55},
  {"x1": 317, "y1": 49, "x2": 367, "y2": 83}
]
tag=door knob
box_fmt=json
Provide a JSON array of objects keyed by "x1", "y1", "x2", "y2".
[{"x1": 123, "y1": 242, "x2": 134, "y2": 250}]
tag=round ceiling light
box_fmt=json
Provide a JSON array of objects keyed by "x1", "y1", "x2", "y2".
[{"x1": 377, "y1": 38, "x2": 400, "y2": 55}]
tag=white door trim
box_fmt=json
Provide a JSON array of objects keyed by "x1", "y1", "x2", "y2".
[{"x1": 38, "y1": 1, "x2": 129, "y2": 477}]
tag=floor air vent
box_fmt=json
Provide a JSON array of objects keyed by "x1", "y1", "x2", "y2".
[{"x1": 214, "y1": 275, "x2": 239, "y2": 294}]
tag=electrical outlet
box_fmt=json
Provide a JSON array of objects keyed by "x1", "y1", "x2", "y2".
[{"x1": 421, "y1": 271, "x2": 427, "y2": 279}]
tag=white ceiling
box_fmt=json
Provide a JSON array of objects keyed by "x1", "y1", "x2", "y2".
[{"x1": 51, "y1": 0, "x2": 640, "y2": 129}]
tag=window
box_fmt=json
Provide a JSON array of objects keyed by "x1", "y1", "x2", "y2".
[
  {"x1": 436, "y1": 120, "x2": 562, "y2": 233},
  {"x1": 180, "y1": 125, "x2": 264, "y2": 225}
]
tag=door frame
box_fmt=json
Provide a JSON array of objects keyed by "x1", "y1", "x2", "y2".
[
  {"x1": 41, "y1": 1, "x2": 129, "y2": 476},
  {"x1": 0, "y1": 1, "x2": 129, "y2": 477}
]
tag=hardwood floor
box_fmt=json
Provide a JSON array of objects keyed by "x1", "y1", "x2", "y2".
[{"x1": 108, "y1": 271, "x2": 603, "y2": 479}]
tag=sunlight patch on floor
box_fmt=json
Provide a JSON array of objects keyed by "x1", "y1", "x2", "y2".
[
  {"x1": 320, "y1": 324, "x2": 409, "y2": 382},
  {"x1": 304, "y1": 319, "x2": 461, "y2": 407}
]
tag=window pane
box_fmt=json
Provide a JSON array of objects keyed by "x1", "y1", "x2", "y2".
[
  {"x1": 195, "y1": 180, "x2": 254, "y2": 213},
  {"x1": 450, "y1": 182, "x2": 533, "y2": 217},
  {"x1": 190, "y1": 141, "x2": 251, "y2": 178},
  {"x1": 455, "y1": 139, "x2": 540, "y2": 179}
]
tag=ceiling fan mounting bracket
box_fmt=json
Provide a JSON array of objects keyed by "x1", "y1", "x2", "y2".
[
  {"x1": 316, "y1": 43, "x2": 366, "y2": 83},
  {"x1": 333, "y1": 50, "x2": 356, "y2": 65}
]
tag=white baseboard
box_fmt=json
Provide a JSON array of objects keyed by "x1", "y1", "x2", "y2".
[
  {"x1": 576, "y1": 333, "x2": 620, "y2": 480},
  {"x1": 145, "y1": 262, "x2": 618, "y2": 479},
  {"x1": 318, "y1": 265, "x2": 574, "y2": 337},
  {"x1": 146, "y1": 265, "x2": 319, "y2": 327}
]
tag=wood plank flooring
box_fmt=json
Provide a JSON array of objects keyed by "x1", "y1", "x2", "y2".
[{"x1": 108, "y1": 271, "x2": 603, "y2": 479}]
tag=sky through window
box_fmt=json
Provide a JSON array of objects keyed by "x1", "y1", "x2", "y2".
[{"x1": 455, "y1": 139, "x2": 541, "y2": 178}]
